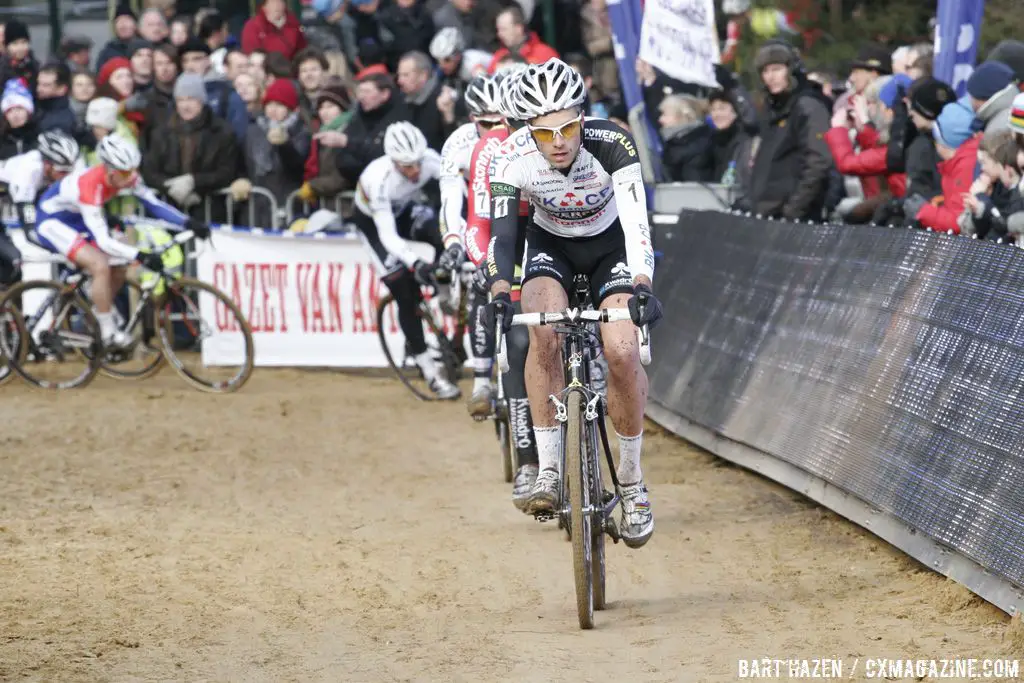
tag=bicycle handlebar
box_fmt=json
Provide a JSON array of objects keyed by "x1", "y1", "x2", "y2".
[{"x1": 495, "y1": 307, "x2": 652, "y2": 373}]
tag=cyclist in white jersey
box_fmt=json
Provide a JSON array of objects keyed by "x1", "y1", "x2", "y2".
[
  {"x1": 485, "y1": 59, "x2": 663, "y2": 548},
  {"x1": 351, "y1": 121, "x2": 461, "y2": 400},
  {"x1": 437, "y1": 74, "x2": 509, "y2": 417},
  {"x1": 0, "y1": 131, "x2": 82, "y2": 284}
]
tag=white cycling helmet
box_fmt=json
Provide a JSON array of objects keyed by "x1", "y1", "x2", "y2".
[
  {"x1": 496, "y1": 67, "x2": 529, "y2": 121},
  {"x1": 464, "y1": 75, "x2": 502, "y2": 117},
  {"x1": 429, "y1": 27, "x2": 464, "y2": 61},
  {"x1": 97, "y1": 134, "x2": 141, "y2": 171},
  {"x1": 516, "y1": 58, "x2": 587, "y2": 120},
  {"x1": 37, "y1": 131, "x2": 80, "y2": 171},
  {"x1": 383, "y1": 122, "x2": 428, "y2": 164}
]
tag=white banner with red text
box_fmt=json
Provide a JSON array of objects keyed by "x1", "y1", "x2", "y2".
[{"x1": 195, "y1": 231, "x2": 456, "y2": 367}]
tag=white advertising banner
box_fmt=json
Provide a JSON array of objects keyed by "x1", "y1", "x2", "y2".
[
  {"x1": 639, "y1": 0, "x2": 720, "y2": 88},
  {"x1": 195, "y1": 231, "x2": 448, "y2": 367}
]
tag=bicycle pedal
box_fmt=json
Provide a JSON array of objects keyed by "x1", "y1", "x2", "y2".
[{"x1": 533, "y1": 510, "x2": 557, "y2": 522}]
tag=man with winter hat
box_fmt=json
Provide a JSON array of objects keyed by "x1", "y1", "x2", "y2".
[
  {"x1": 96, "y1": 5, "x2": 138, "y2": 71},
  {"x1": 0, "y1": 20, "x2": 39, "y2": 94},
  {"x1": 907, "y1": 100, "x2": 980, "y2": 233},
  {"x1": 965, "y1": 61, "x2": 1018, "y2": 134},
  {"x1": 833, "y1": 43, "x2": 891, "y2": 118},
  {"x1": 740, "y1": 41, "x2": 832, "y2": 221},
  {"x1": 180, "y1": 36, "x2": 248, "y2": 141}
]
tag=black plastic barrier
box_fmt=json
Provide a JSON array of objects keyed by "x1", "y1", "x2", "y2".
[{"x1": 646, "y1": 210, "x2": 1024, "y2": 614}]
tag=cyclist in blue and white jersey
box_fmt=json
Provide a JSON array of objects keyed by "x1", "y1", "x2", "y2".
[
  {"x1": 0, "y1": 131, "x2": 82, "y2": 284},
  {"x1": 437, "y1": 73, "x2": 512, "y2": 418},
  {"x1": 34, "y1": 134, "x2": 209, "y2": 348},
  {"x1": 485, "y1": 59, "x2": 663, "y2": 548}
]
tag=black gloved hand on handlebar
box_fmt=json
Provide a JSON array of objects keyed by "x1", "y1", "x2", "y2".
[
  {"x1": 139, "y1": 250, "x2": 164, "y2": 274},
  {"x1": 412, "y1": 259, "x2": 435, "y2": 288},
  {"x1": 437, "y1": 242, "x2": 465, "y2": 272},
  {"x1": 487, "y1": 291, "x2": 514, "y2": 334},
  {"x1": 627, "y1": 283, "x2": 663, "y2": 328},
  {"x1": 185, "y1": 218, "x2": 211, "y2": 240}
]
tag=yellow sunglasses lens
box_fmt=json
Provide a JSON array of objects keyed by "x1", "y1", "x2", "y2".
[{"x1": 531, "y1": 119, "x2": 582, "y2": 143}]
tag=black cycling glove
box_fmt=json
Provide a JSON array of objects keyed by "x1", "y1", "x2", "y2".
[
  {"x1": 627, "y1": 284, "x2": 663, "y2": 328},
  {"x1": 139, "y1": 250, "x2": 164, "y2": 273},
  {"x1": 185, "y1": 218, "x2": 211, "y2": 240},
  {"x1": 438, "y1": 243, "x2": 465, "y2": 272},
  {"x1": 487, "y1": 291, "x2": 514, "y2": 334},
  {"x1": 412, "y1": 259, "x2": 435, "y2": 288}
]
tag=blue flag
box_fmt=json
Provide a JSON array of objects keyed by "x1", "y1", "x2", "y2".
[{"x1": 933, "y1": 0, "x2": 986, "y2": 97}]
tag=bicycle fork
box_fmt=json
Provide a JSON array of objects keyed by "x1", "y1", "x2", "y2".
[{"x1": 549, "y1": 332, "x2": 622, "y2": 542}]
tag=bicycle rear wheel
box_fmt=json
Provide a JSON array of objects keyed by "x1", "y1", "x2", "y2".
[
  {"x1": 566, "y1": 389, "x2": 594, "y2": 629},
  {"x1": 0, "y1": 280, "x2": 102, "y2": 390},
  {"x1": 154, "y1": 277, "x2": 254, "y2": 393},
  {"x1": 376, "y1": 293, "x2": 462, "y2": 401}
]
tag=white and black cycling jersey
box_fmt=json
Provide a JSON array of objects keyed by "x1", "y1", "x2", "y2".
[
  {"x1": 438, "y1": 121, "x2": 479, "y2": 241},
  {"x1": 354, "y1": 150, "x2": 442, "y2": 268},
  {"x1": 0, "y1": 150, "x2": 85, "y2": 204},
  {"x1": 487, "y1": 117, "x2": 654, "y2": 283}
]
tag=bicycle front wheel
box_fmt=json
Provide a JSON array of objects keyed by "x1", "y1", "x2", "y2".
[
  {"x1": 566, "y1": 389, "x2": 594, "y2": 629},
  {"x1": 495, "y1": 372, "x2": 514, "y2": 483},
  {"x1": 0, "y1": 280, "x2": 102, "y2": 390},
  {"x1": 377, "y1": 294, "x2": 462, "y2": 401},
  {"x1": 0, "y1": 295, "x2": 26, "y2": 387},
  {"x1": 154, "y1": 277, "x2": 254, "y2": 393}
]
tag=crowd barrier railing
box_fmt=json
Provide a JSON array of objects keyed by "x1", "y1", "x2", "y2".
[{"x1": 645, "y1": 208, "x2": 1024, "y2": 616}]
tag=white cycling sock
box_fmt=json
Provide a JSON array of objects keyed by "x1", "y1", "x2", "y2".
[
  {"x1": 94, "y1": 310, "x2": 117, "y2": 340},
  {"x1": 414, "y1": 350, "x2": 439, "y2": 383},
  {"x1": 471, "y1": 357, "x2": 492, "y2": 391},
  {"x1": 534, "y1": 426, "x2": 562, "y2": 473},
  {"x1": 616, "y1": 431, "x2": 643, "y2": 485}
]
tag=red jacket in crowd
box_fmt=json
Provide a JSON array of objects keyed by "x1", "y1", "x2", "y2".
[
  {"x1": 241, "y1": 8, "x2": 307, "y2": 61},
  {"x1": 916, "y1": 134, "x2": 982, "y2": 234},
  {"x1": 824, "y1": 125, "x2": 906, "y2": 199},
  {"x1": 487, "y1": 32, "x2": 559, "y2": 73}
]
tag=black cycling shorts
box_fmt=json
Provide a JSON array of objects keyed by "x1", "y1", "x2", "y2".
[{"x1": 521, "y1": 221, "x2": 633, "y2": 305}]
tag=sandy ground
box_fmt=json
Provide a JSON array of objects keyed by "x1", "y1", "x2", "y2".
[{"x1": 1, "y1": 370, "x2": 1022, "y2": 683}]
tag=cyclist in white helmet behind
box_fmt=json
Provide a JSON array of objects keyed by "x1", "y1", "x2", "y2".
[
  {"x1": 436, "y1": 73, "x2": 509, "y2": 418},
  {"x1": 0, "y1": 131, "x2": 83, "y2": 285},
  {"x1": 430, "y1": 27, "x2": 492, "y2": 87},
  {"x1": 351, "y1": 121, "x2": 461, "y2": 400},
  {"x1": 33, "y1": 134, "x2": 210, "y2": 348},
  {"x1": 485, "y1": 59, "x2": 663, "y2": 548}
]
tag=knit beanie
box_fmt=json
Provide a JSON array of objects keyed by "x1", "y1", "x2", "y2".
[
  {"x1": 114, "y1": 4, "x2": 136, "y2": 22},
  {"x1": 98, "y1": 56, "x2": 132, "y2": 86},
  {"x1": 316, "y1": 77, "x2": 351, "y2": 111},
  {"x1": 910, "y1": 78, "x2": 956, "y2": 120},
  {"x1": 128, "y1": 38, "x2": 154, "y2": 57},
  {"x1": 264, "y1": 78, "x2": 298, "y2": 110},
  {"x1": 1, "y1": 79, "x2": 32, "y2": 115},
  {"x1": 4, "y1": 20, "x2": 29, "y2": 45},
  {"x1": 86, "y1": 97, "x2": 119, "y2": 130},
  {"x1": 754, "y1": 43, "x2": 794, "y2": 73},
  {"x1": 933, "y1": 101, "x2": 977, "y2": 149},
  {"x1": 966, "y1": 61, "x2": 1016, "y2": 101},
  {"x1": 173, "y1": 73, "x2": 208, "y2": 104},
  {"x1": 1008, "y1": 93, "x2": 1024, "y2": 134},
  {"x1": 180, "y1": 36, "x2": 211, "y2": 57},
  {"x1": 987, "y1": 40, "x2": 1024, "y2": 83}
]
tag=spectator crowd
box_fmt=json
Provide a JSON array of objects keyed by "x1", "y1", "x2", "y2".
[
  {"x1": 0, "y1": 0, "x2": 623, "y2": 230},
  {"x1": 4, "y1": 0, "x2": 1024, "y2": 244},
  {"x1": 652, "y1": 31, "x2": 1024, "y2": 243}
]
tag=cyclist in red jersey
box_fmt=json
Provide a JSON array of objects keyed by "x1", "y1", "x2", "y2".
[{"x1": 438, "y1": 68, "x2": 540, "y2": 509}]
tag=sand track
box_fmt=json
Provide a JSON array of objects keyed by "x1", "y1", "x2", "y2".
[{"x1": 1, "y1": 371, "x2": 1019, "y2": 682}]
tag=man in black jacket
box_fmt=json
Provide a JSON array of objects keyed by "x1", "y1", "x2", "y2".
[
  {"x1": 34, "y1": 64, "x2": 77, "y2": 136},
  {"x1": 396, "y1": 50, "x2": 449, "y2": 149},
  {"x1": 740, "y1": 42, "x2": 832, "y2": 222},
  {"x1": 316, "y1": 72, "x2": 411, "y2": 186}
]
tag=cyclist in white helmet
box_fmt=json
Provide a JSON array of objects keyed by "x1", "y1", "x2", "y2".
[
  {"x1": 436, "y1": 73, "x2": 509, "y2": 417},
  {"x1": 0, "y1": 131, "x2": 84, "y2": 285},
  {"x1": 351, "y1": 121, "x2": 460, "y2": 400},
  {"x1": 34, "y1": 134, "x2": 210, "y2": 348},
  {"x1": 485, "y1": 58, "x2": 662, "y2": 548}
]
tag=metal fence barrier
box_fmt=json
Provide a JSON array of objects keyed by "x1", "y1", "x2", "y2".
[{"x1": 646, "y1": 209, "x2": 1024, "y2": 616}]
